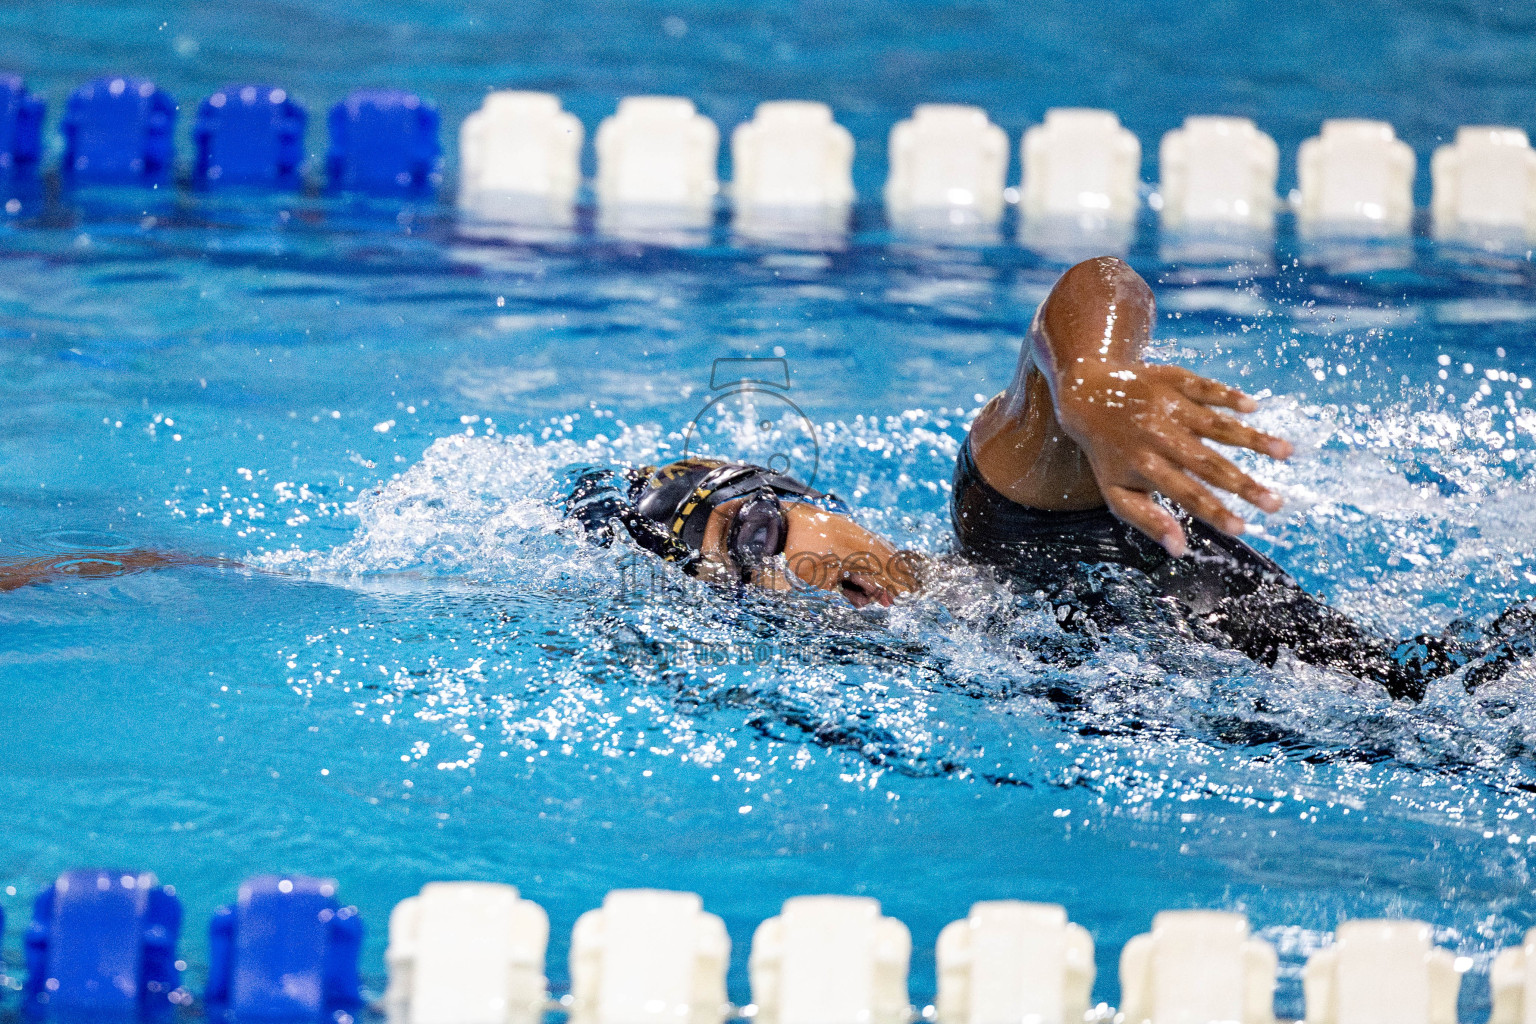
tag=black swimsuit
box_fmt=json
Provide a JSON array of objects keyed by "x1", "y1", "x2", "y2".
[{"x1": 950, "y1": 436, "x2": 1474, "y2": 701}]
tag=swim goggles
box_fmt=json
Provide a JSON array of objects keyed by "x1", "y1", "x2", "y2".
[
  {"x1": 724, "y1": 488, "x2": 796, "y2": 583},
  {"x1": 627, "y1": 459, "x2": 848, "y2": 580}
]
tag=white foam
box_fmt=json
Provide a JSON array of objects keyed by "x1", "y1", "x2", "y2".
[{"x1": 247, "y1": 393, "x2": 1535, "y2": 796}]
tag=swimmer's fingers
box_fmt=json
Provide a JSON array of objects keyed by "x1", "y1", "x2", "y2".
[
  {"x1": 1159, "y1": 431, "x2": 1282, "y2": 514},
  {"x1": 1137, "y1": 451, "x2": 1248, "y2": 539},
  {"x1": 1177, "y1": 402, "x2": 1294, "y2": 461},
  {"x1": 1160, "y1": 365, "x2": 1259, "y2": 413},
  {"x1": 1103, "y1": 485, "x2": 1188, "y2": 557}
]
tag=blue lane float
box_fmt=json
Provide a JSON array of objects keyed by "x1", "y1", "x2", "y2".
[
  {"x1": 0, "y1": 74, "x2": 44, "y2": 175},
  {"x1": 194, "y1": 85, "x2": 307, "y2": 189},
  {"x1": 23, "y1": 870, "x2": 183, "y2": 1019},
  {"x1": 326, "y1": 89, "x2": 440, "y2": 195},
  {"x1": 61, "y1": 77, "x2": 176, "y2": 187},
  {"x1": 205, "y1": 875, "x2": 364, "y2": 1023}
]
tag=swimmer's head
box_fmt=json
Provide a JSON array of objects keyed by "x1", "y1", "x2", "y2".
[{"x1": 567, "y1": 458, "x2": 918, "y2": 607}]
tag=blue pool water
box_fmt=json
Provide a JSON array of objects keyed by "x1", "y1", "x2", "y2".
[{"x1": 3, "y1": 1, "x2": 1536, "y2": 1019}]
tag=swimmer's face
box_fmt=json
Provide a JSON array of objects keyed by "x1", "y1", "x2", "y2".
[{"x1": 697, "y1": 498, "x2": 918, "y2": 608}]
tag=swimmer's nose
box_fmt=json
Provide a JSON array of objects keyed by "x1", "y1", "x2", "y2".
[{"x1": 839, "y1": 572, "x2": 895, "y2": 609}]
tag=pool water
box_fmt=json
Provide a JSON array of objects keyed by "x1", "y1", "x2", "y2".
[{"x1": 3, "y1": 1, "x2": 1536, "y2": 1020}]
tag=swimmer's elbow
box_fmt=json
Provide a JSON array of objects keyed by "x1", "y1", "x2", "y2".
[{"x1": 1045, "y1": 257, "x2": 1153, "y2": 318}]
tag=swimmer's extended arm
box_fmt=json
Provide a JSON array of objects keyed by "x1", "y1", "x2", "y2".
[
  {"x1": 969, "y1": 256, "x2": 1293, "y2": 556},
  {"x1": 0, "y1": 550, "x2": 230, "y2": 592}
]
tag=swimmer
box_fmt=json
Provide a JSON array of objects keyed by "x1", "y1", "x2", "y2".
[
  {"x1": 5, "y1": 259, "x2": 1526, "y2": 697},
  {"x1": 574, "y1": 256, "x2": 1532, "y2": 700}
]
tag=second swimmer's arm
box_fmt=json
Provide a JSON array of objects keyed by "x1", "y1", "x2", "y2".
[{"x1": 971, "y1": 257, "x2": 1293, "y2": 556}]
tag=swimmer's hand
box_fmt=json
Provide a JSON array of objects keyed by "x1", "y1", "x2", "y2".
[
  {"x1": 1054, "y1": 363, "x2": 1293, "y2": 556},
  {"x1": 985, "y1": 257, "x2": 1294, "y2": 558},
  {"x1": 0, "y1": 549, "x2": 232, "y2": 592}
]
